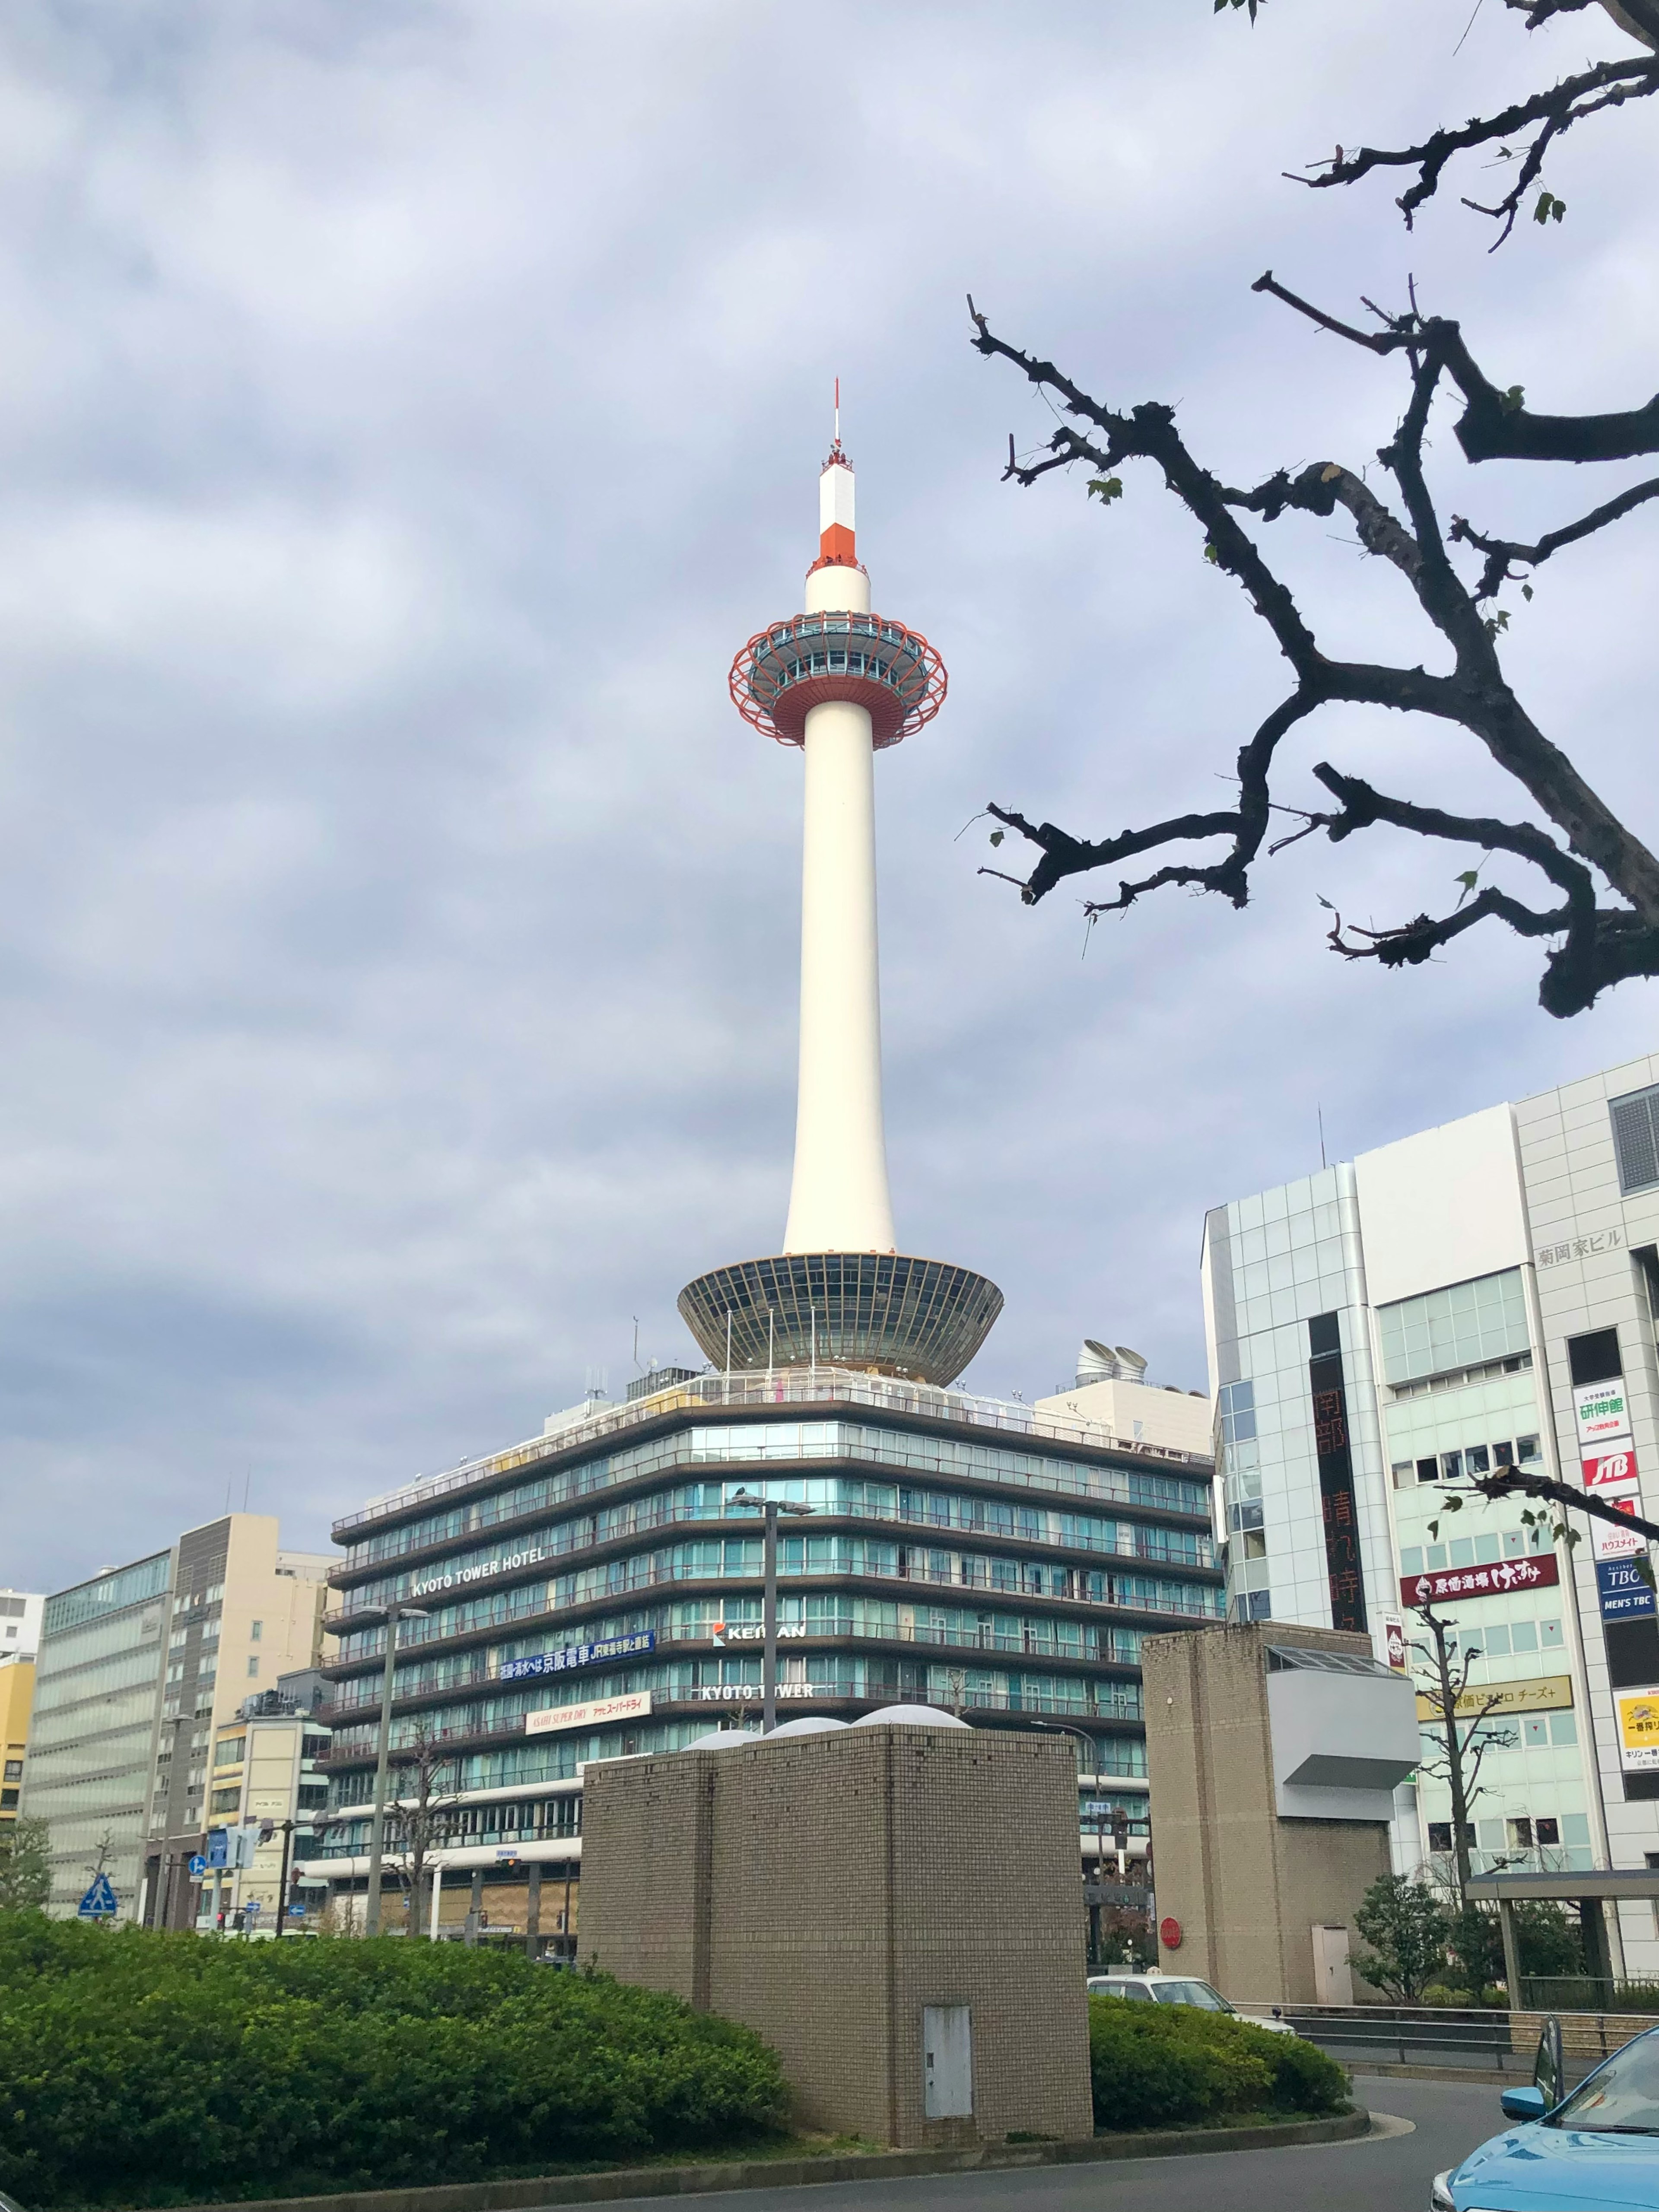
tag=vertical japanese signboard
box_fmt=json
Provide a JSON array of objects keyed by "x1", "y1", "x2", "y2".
[{"x1": 1309, "y1": 1315, "x2": 1367, "y2": 1635}]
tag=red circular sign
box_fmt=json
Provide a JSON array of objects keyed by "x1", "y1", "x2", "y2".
[{"x1": 1159, "y1": 1916, "x2": 1183, "y2": 1952}]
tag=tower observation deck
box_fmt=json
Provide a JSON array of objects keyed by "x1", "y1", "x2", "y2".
[{"x1": 678, "y1": 423, "x2": 1002, "y2": 1386}]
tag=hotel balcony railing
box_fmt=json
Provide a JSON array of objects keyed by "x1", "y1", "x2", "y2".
[
  {"x1": 321, "y1": 1617, "x2": 1154, "y2": 1717},
  {"x1": 324, "y1": 1543, "x2": 1225, "y2": 1653},
  {"x1": 332, "y1": 1366, "x2": 1212, "y2": 1541},
  {"x1": 320, "y1": 1678, "x2": 1153, "y2": 1784}
]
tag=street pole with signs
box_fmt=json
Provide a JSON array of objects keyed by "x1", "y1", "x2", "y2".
[
  {"x1": 364, "y1": 1600, "x2": 429, "y2": 1936},
  {"x1": 726, "y1": 1491, "x2": 813, "y2": 1731}
]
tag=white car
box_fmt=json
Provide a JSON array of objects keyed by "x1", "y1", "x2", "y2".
[{"x1": 1087, "y1": 1970, "x2": 1299, "y2": 2035}]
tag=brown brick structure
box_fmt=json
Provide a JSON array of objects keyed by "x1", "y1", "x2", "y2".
[
  {"x1": 1144, "y1": 1621, "x2": 1404, "y2": 2005},
  {"x1": 580, "y1": 1722, "x2": 1093, "y2": 2146}
]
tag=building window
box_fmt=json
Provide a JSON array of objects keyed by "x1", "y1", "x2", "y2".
[
  {"x1": 3, "y1": 1759, "x2": 22, "y2": 1781},
  {"x1": 0, "y1": 1788, "x2": 16, "y2": 1809},
  {"x1": 1378, "y1": 1270, "x2": 1531, "y2": 1386},
  {"x1": 209, "y1": 1787, "x2": 241, "y2": 1815},
  {"x1": 1611, "y1": 1083, "x2": 1659, "y2": 1196},
  {"x1": 247, "y1": 1658, "x2": 259, "y2": 1679},
  {"x1": 250, "y1": 1620, "x2": 263, "y2": 1642},
  {"x1": 1568, "y1": 1329, "x2": 1623, "y2": 1389},
  {"x1": 1427, "y1": 1821, "x2": 1476, "y2": 1853}
]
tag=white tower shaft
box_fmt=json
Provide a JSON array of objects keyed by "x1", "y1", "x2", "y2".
[{"x1": 782, "y1": 470, "x2": 896, "y2": 1254}]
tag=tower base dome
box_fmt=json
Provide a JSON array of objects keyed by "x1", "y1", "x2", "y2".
[{"x1": 677, "y1": 1252, "x2": 1002, "y2": 1388}]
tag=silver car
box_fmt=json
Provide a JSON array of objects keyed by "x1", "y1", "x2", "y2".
[{"x1": 1087, "y1": 1970, "x2": 1298, "y2": 2035}]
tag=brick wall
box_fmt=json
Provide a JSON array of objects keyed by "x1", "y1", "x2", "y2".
[
  {"x1": 1144, "y1": 1621, "x2": 1392, "y2": 2003},
  {"x1": 581, "y1": 1724, "x2": 1093, "y2": 2147}
]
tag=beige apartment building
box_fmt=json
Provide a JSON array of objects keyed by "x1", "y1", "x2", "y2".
[
  {"x1": 184, "y1": 1675, "x2": 333, "y2": 1932},
  {"x1": 144, "y1": 1517, "x2": 334, "y2": 1928}
]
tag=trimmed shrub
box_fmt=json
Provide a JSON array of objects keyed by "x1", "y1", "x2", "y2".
[
  {"x1": 1087, "y1": 1997, "x2": 1348, "y2": 2130},
  {"x1": 0, "y1": 1913, "x2": 788, "y2": 2209}
]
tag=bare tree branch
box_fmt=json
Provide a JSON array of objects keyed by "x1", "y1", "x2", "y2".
[
  {"x1": 1450, "y1": 476, "x2": 1659, "y2": 597},
  {"x1": 968, "y1": 271, "x2": 1659, "y2": 1016},
  {"x1": 1254, "y1": 271, "x2": 1659, "y2": 464},
  {"x1": 1288, "y1": 55, "x2": 1659, "y2": 235}
]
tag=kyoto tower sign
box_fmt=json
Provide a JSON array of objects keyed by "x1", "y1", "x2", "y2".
[{"x1": 678, "y1": 413, "x2": 1002, "y2": 1386}]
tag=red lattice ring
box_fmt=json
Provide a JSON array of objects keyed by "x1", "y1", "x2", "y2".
[{"x1": 729, "y1": 611, "x2": 947, "y2": 750}]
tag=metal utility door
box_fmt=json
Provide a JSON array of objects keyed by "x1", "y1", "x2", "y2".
[
  {"x1": 922, "y1": 2004, "x2": 973, "y2": 2119},
  {"x1": 1312, "y1": 1923, "x2": 1354, "y2": 2006}
]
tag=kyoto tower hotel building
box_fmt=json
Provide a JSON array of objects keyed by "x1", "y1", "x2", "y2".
[{"x1": 315, "y1": 429, "x2": 1221, "y2": 1928}]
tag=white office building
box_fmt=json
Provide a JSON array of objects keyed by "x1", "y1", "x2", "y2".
[{"x1": 1202, "y1": 1051, "x2": 1659, "y2": 1975}]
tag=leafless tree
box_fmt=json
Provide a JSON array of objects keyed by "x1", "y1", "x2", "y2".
[
  {"x1": 972, "y1": 1, "x2": 1659, "y2": 1017},
  {"x1": 386, "y1": 1722, "x2": 461, "y2": 1940},
  {"x1": 1411, "y1": 1603, "x2": 1516, "y2": 1909}
]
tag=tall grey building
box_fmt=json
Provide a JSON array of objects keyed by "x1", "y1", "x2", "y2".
[
  {"x1": 1202, "y1": 1051, "x2": 1659, "y2": 1977},
  {"x1": 23, "y1": 1553, "x2": 172, "y2": 1916}
]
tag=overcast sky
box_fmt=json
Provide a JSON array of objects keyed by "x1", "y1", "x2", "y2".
[{"x1": 3, "y1": 0, "x2": 1656, "y2": 1594}]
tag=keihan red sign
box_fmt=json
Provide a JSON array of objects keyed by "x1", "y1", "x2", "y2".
[
  {"x1": 1398, "y1": 1554, "x2": 1560, "y2": 1608},
  {"x1": 1159, "y1": 1916, "x2": 1183, "y2": 1952}
]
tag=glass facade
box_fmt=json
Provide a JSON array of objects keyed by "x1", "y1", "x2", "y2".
[
  {"x1": 320, "y1": 1390, "x2": 1221, "y2": 1858},
  {"x1": 1205, "y1": 1165, "x2": 1599, "y2": 1882},
  {"x1": 23, "y1": 1551, "x2": 173, "y2": 1919}
]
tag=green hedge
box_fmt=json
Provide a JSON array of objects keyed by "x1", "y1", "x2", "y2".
[
  {"x1": 1087, "y1": 1997, "x2": 1349, "y2": 2130},
  {"x1": 0, "y1": 1914, "x2": 788, "y2": 2209}
]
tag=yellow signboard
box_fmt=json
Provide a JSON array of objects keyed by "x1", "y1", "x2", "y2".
[
  {"x1": 1615, "y1": 1687, "x2": 1659, "y2": 1773},
  {"x1": 1416, "y1": 1673, "x2": 1574, "y2": 1723}
]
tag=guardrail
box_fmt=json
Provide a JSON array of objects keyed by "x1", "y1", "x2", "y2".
[{"x1": 1232, "y1": 2001, "x2": 1659, "y2": 2085}]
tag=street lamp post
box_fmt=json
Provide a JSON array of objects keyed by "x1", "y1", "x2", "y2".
[
  {"x1": 726, "y1": 1490, "x2": 813, "y2": 1732},
  {"x1": 364, "y1": 1600, "x2": 428, "y2": 1936}
]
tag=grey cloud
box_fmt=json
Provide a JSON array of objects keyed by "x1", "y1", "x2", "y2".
[{"x1": 1, "y1": 0, "x2": 1656, "y2": 1586}]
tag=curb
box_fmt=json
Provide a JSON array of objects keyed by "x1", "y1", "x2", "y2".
[{"x1": 103, "y1": 2110, "x2": 1372, "y2": 2212}]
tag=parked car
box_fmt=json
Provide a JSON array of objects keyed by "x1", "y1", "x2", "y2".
[
  {"x1": 1086, "y1": 1969, "x2": 1298, "y2": 2036},
  {"x1": 1432, "y1": 2018, "x2": 1659, "y2": 2210}
]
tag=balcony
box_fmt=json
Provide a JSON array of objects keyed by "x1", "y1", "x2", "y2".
[{"x1": 332, "y1": 1366, "x2": 1212, "y2": 1542}]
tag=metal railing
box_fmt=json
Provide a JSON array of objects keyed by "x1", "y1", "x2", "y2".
[
  {"x1": 321, "y1": 1678, "x2": 1158, "y2": 1762},
  {"x1": 326, "y1": 1519, "x2": 1216, "y2": 1630},
  {"x1": 1519, "y1": 1976, "x2": 1659, "y2": 2015},
  {"x1": 323, "y1": 1616, "x2": 1154, "y2": 1713},
  {"x1": 1239, "y1": 2002, "x2": 1659, "y2": 2085},
  {"x1": 332, "y1": 1368, "x2": 1212, "y2": 1538}
]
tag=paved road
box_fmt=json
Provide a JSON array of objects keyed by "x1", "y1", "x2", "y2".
[{"x1": 587, "y1": 2076, "x2": 1505, "y2": 2212}]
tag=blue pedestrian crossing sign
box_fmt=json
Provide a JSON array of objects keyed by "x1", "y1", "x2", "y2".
[{"x1": 77, "y1": 1872, "x2": 119, "y2": 1920}]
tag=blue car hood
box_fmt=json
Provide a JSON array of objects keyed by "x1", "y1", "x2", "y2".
[{"x1": 1456, "y1": 2120, "x2": 1659, "y2": 2209}]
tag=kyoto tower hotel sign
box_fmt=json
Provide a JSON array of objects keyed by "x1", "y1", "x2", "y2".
[{"x1": 678, "y1": 419, "x2": 1003, "y2": 1385}]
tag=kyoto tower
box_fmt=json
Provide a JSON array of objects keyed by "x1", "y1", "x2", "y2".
[{"x1": 678, "y1": 407, "x2": 1003, "y2": 1386}]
